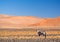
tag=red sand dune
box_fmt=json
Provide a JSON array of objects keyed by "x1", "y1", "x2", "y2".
[{"x1": 0, "y1": 14, "x2": 60, "y2": 29}]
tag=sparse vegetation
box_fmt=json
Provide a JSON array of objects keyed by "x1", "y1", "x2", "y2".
[{"x1": 0, "y1": 29, "x2": 60, "y2": 42}]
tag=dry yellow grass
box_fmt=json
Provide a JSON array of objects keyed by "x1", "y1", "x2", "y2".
[
  {"x1": 0, "y1": 30, "x2": 37, "y2": 36},
  {"x1": 0, "y1": 30, "x2": 60, "y2": 39},
  {"x1": 46, "y1": 31, "x2": 60, "y2": 35}
]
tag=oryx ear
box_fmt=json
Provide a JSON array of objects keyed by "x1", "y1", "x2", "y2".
[{"x1": 43, "y1": 32, "x2": 46, "y2": 34}]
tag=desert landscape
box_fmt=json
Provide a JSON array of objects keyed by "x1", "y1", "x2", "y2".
[
  {"x1": 0, "y1": 14, "x2": 60, "y2": 42},
  {"x1": 0, "y1": 0, "x2": 60, "y2": 42}
]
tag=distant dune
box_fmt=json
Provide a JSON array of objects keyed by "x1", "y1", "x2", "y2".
[{"x1": 0, "y1": 14, "x2": 60, "y2": 29}]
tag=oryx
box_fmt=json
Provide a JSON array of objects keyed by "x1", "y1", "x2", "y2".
[{"x1": 37, "y1": 30, "x2": 46, "y2": 38}]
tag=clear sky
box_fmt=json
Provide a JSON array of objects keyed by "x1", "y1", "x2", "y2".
[{"x1": 0, "y1": 0, "x2": 60, "y2": 18}]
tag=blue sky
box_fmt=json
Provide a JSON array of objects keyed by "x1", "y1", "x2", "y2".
[{"x1": 0, "y1": 0, "x2": 60, "y2": 18}]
